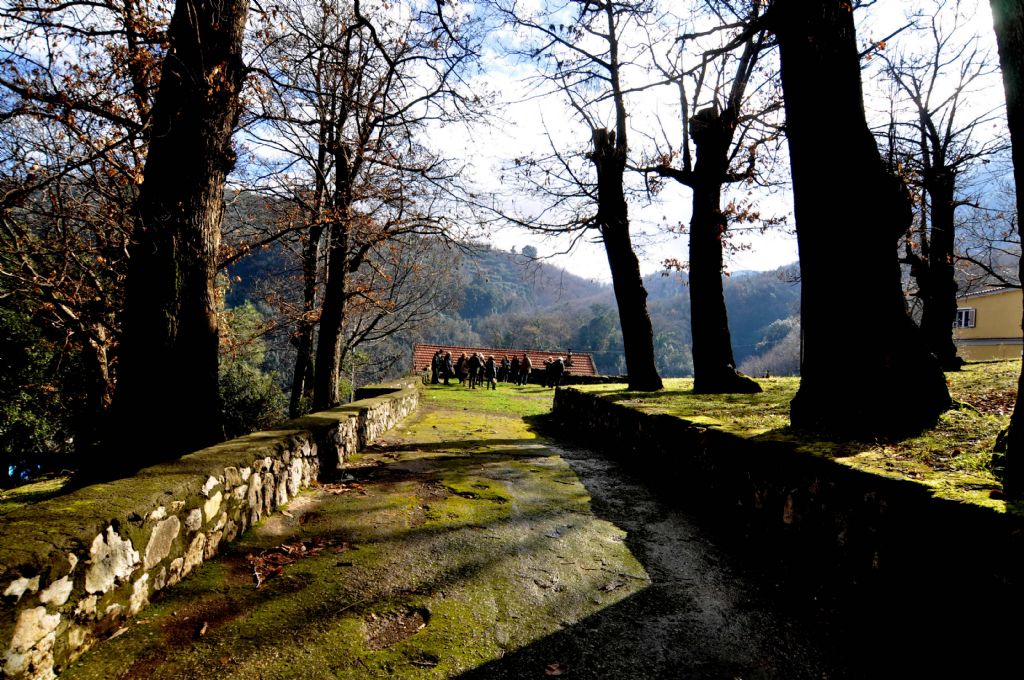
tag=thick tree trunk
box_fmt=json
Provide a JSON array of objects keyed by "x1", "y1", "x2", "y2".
[
  {"x1": 591, "y1": 129, "x2": 663, "y2": 391},
  {"x1": 688, "y1": 110, "x2": 762, "y2": 394},
  {"x1": 920, "y1": 170, "x2": 963, "y2": 370},
  {"x1": 288, "y1": 318, "x2": 315, "y2": 417},
  {"x1": 113, "y1": 0, "x2": 249, "y2": 465},
  {"x1": 988, "y1": 0, "x2": 1024, "y2": 494},
  {"x1": 289, "y1": 223, "x2": 323, "y2": 417},
  {"x1": 312, "y1": 223, "x2": 347, "y2": 409},
  {"x1": 75, "y1": 325, "x2": 114, "y2": 456},
  {"x1": 290, "y1": 134, "x2": 330, "y2": 416},
  {"x1": 773, "y1": 0, "x2": 950, "y2": 437},
  {"x1": 313, "y1": 147, "x2": 353, "y2": 410}
]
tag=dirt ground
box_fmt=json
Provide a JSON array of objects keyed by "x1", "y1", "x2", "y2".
[{"x1": 62, "y1": 390, "x2": 868, "y2": 679}]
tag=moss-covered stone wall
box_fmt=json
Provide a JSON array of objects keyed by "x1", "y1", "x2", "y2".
[
  {"x1": 552, "y1": 387, "x2": 1024, "y2": 598},
  {"x1": 0, "y1": 380, "x2": 418, "y2": 680}
]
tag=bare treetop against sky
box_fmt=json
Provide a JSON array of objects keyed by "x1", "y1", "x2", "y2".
[{"x1": 410, "y1": 0, "x2": 1009, "y2": 282}]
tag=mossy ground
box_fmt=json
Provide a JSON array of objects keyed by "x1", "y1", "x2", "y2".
[
  {"x1": 0, "y1": 475, "x2": 71, "y2": 516},
  {"x1": 62, "y1": 383, "x2": 648, "y2": 679},
  {"x1": 576, "y1": 359, "x2": 1019, "y2": 510}
]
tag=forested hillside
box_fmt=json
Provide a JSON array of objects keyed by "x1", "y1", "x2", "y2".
[
  {"x1": 406, "y1": 244, "x2": 801, "y2": 378},
  {"x1": 226, "y1": 240, "x2": 800, "y2": 383}
]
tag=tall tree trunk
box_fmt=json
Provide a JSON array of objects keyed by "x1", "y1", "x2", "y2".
[
  {"x1": 313, "y1": 146, "x2": 353, "y2": 410},
  {"x1": 988, "y1": 0, "x2": 1024, "y2": 495},
  {"x1": 688, "y1": 110, "x2": 762, "y2": 394},
  {"x1": 286, "y1": 228, "x2": 317, "y2": 417},
  {"x1": 76, "y1": 325, "x2": 114, "y2": 456},
  {"x1": 312, "y1": 222, "x2": 347, "y2": 409},
  {"x1": 289, "y1": 222, "x2": 324, "y2": 417},
  {"x1": 591, "y1": 128, "x2": 663, "y2": 391},
  {"x1": 920, "y1": 169, "x2": 963, "y2": 370},
  {"x1": 290, "y1": 130, "x2": 331, "y2": 416},
  {"x1": 113, "y1": 0, "x2": 249, "y2": 465},
  {"x1": 773, "y1": 0, "x2": 950, "y2": 437}
]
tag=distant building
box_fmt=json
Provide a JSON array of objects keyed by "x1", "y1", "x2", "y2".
[
  {"x1": 953, "y1": 288, "x2": 1022, "y2": 361},
  {"x1": 412, "y1": 343, "x2": 598, "y2": 377}
]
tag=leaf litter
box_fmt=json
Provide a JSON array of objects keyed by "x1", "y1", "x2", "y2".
[{"x1": 246, "y1": 536, "x2": 353, "y2": 587}]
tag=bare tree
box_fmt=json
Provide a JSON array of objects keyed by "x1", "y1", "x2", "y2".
[
  {"x1": 340, "y1": 234, "x2": 460, "y2": 368},
  {"x1": 988, "y1": 0, "x2": 1024, "y2": 495},
  {"x1": 248, "y1": 0, "x2": 482, "y2": 410},
  {"x1": 768, "y1": 0, "x2": 951, "y2": 437},
  {"x1": 113, "y1": 0, "x2": 251, "y2": 463},
  {"x1": 0, "y1": 0, "x2": 167, "y2": 454},
  {"x1": 880, "y1": 0, "x2": 1008, "y2": 370},
  {"x1": 648, "y1": 0, "x2": 782, "y2": 393},
  {"x1": 494, "y1": 0, "x2": 663, "y2": 391},
  {"x1": 955, "y1": 172, "x2": 1020, "y2": 291},
  {"x1": 0, "y1": 0, "x2": 251, "y2": 466}
]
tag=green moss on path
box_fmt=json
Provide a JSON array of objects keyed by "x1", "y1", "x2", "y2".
[{"x1": 63, "y1": 384, "x2": 648, "y2": 679}]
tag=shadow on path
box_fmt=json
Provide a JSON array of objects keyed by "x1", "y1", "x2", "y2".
[{"x1": 64, "y1": 399, "x2": 999, "y2": 679}]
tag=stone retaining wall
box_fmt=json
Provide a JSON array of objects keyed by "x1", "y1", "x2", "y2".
[
  {"x1": 0, "y1": 380, "x2": 419, "y2": 680},
  {"x1": 552, "y1": 386, "x2": 1024, "y2": 598}
]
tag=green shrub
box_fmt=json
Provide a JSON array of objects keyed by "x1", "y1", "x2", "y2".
[
  {"x1": 219, "y1": 361, "x2": 287, "y2": 440},
  {"x1": 219, "y1": 302, "x2": 286, "y2": 439},
  {"x1": 0, "y1": 309, "x2": 79, "y2": 485}
]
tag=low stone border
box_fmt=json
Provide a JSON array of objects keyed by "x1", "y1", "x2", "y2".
[
  {"x1": 0, "y1": 379, "x2": 418, "y2": 680},
  {"x1": 551, "y1": 386, "x2": 1024, "y2": 597},
  {"x1": 560, "y1": 374, "x2": 628, "y2": 385}
]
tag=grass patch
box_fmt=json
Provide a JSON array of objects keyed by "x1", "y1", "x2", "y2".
[
  {"x1": 577, "y1": 377, "x2": 795, "y2": 436},
  {"x1": 419, "y1": 382, "x2": 555, "y2": 418},
  {"x1": 0, "y1": 475, "x2": 71, "y2": 516},
  {"x1": 575, "y1": 360, "x2": 1020, "y2": 507}
]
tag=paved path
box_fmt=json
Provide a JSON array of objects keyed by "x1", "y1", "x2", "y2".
[{"x1": 64, "y1": 387, "x2": 857, "y2": 679}]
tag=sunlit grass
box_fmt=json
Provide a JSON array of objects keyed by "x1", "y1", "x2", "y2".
[
  {"x1": 576, "y1": 361, "x2": 1021, "y2": 507},
  {"x1": 0, "y1": 475, "x2": 71, "y2": 516},
  {"x1": 577, "y1": 377, "x2": 796, "y2": 436},
  {"x1": 418, "y1": 381, "x2": 556, "y2": 418}
]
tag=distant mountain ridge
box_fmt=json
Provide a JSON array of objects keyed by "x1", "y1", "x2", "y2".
[
  {"x1": 438, "y1": 244, "x2": 801, "y2": 377},
  {"x1": 221, "y1": 231, "x2": 802, "y2": 380}
]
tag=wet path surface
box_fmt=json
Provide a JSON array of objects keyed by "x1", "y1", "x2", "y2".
[{"x1": 64, "y1": 387, "x2": 857, "y2": 679}]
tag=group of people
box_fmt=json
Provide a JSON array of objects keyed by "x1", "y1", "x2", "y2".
[{"x1": 428, "y1": 349, "x2": 574, "y2": 389}]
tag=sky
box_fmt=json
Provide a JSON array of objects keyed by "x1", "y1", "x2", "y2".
[{"x1": 429, "y1": 0, "x2": 1007, "y2": 283}]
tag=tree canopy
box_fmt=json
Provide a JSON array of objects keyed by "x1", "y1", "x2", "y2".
[{"x1": 0, "y1": 0, "x2": 1018, "y2": 485}]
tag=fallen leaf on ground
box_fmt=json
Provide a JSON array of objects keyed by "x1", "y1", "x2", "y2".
[
  {"x1": 600, "y1": 578, "x2": 627, "y2": 592},
  {"x1": 321, "y1": 482, "x2": 368, "y2": 495},
  {"x1": 247, "y1": 537, "x2": 354, "y2": 587},
  {"x1": 545, "y1": 662, "x2": 567, "y2": 675}
]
